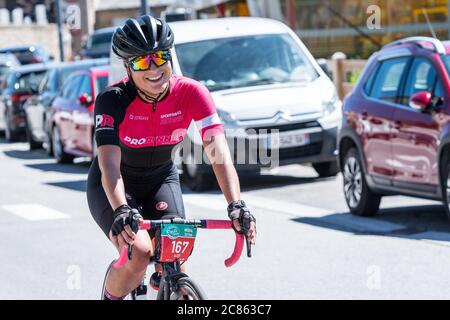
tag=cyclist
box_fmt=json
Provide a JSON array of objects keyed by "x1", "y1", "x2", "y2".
[{"x1": 86, "y1": 15, "x2": 256, "y2": 300}]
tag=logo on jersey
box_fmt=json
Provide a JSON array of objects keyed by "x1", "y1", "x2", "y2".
[
  {"x1": 95, "y1": 114, "x2": 114, "y2": 128},
  {"x1": 129, "y1": 114, "x2": 149, "y2": 121},
  {"x1": 155, "y1": 201, "x2": 168, "y2": 211}
]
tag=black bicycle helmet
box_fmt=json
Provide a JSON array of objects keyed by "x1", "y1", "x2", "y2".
[{"x1": 112, "y1": 14, "x2": 174, "y2": 60}]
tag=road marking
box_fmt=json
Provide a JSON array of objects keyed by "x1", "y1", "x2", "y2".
[{"x1": 1, "y1": 204, "x2": 70, "y2": 221}]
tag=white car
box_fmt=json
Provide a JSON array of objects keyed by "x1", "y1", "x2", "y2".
[{"x1": 109, "y1": 17, "x2": 342, "y2": 190}]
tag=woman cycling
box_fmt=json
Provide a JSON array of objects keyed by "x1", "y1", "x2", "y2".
[{"x1": 86, "y1": 15, "x2": 256, "y2": 300}]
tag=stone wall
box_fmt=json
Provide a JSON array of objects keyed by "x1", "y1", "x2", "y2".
[{"x1": 0, "y1": 24, "x2": 72, "y2": 62}]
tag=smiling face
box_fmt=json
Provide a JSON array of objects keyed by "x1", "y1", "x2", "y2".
[{"x1": 128, "y1": 60, "x2": 172, "y2": 98}]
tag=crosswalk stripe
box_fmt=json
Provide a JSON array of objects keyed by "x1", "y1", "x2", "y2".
[{"x1": 1, "y1": 204, "x2": 70, "y2": 221}]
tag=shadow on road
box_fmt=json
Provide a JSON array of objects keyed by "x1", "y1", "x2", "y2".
[
  {"x1": 180, "y1": 171, "x2": 333, "y2": 193},
  {"x1": 26, "y1": 161, "x2": 91, "y2": 174},
  {"x1": 293, "y1": 204, "x2": 450, "y2": 242},
  {"x1": 46, "y1": 180, "x2": 87, "y2": 192},
  {"x1": 4, "y1": 149, "x2": 50, "y2": 160}
]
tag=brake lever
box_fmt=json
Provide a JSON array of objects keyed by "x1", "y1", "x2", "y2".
[
  {"x1": 127, "y1": 244, "x2": 133, "y2": 260},
  {"x1": 127, "y1": 210, "x2": 141, "y2": 261},
  {"x1": 242, "y1": 223, "x2": 252, "y2": 258}
]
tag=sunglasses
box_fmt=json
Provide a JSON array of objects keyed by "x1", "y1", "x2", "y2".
[{"x1": 128, "y1": 50, "x2": 172, "y2": 71}]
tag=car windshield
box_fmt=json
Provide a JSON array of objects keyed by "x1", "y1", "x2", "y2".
[
  {"x1": 16, "y1": 71, "x2": 46, "y2": 91},
  {"x1": 175, "y1": 34, "x2": 319, "y2": 91},
  {"x1": 88, "y1": 32, "x2": 113, "y2": 48}
]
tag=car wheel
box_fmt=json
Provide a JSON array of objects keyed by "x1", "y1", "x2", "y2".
[
  {"x1": 4, "y1": 112, "x2": 19, "y2": 142},
  {"x1": 52, "y1": 126, "x2": 74, "y2": 164},
  {"x1": 443, "y1": 163, "x2": 450, "y2": 222},
  {"x1": 44, "y1": 132, "x2": 53, "y2": 156},
  {"x1": 313, "y1": 161, "x2": 339, "y2": 177},
  {"x1": 342, "y1": 148, "x2": 381, "y2": 216},
  {"x1": 181, "y1": 149, "x2": 214, "y2": 191},
  {"x1": 25, "y1": 119, "x2": 42, "y2": 150}
]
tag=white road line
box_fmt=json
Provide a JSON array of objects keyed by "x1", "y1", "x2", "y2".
[{"x1": 1, "y1": 204, "x2": 70, "y2": 221}]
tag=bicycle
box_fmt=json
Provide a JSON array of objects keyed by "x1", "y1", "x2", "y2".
[{"x1": 110, "y1": 216, "x2": 252, "y2": 300}]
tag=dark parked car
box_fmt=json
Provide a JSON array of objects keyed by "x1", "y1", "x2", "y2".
[
  {"x1": 0, "y1": 45, "x2": 53, "y2": 65},
  {"x1": 80, "y1": 27, "x2": 114, "y2": 59},
  {"x1": 49, "y1": 65, "x2": 109, "y2": 163},
  {"x1": 338, "y1": 36, "x2": 450, "y2": 220},
  {"x1": 0, "y1": 64, "x2": 48, "y2": 141},
  {"x1": 23, "y1": 58, "x2": 109, "y2": 151}
]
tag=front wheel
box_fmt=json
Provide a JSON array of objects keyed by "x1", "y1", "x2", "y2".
[
  {"x1": 443, "y1": 163, "x2": 450, "y2": 222},
  {"x1": 342, "y1": 148, "x2": 381, "y2": 216},
  {"x1": 4, "y1": 112, "x2": 20, "y2": 142},
  {"x1": 52, "y1": 126, "x2": 74, "y2": 164},
  {"x1": 170, "y1": 277, "x2": 207, "y2": 300}
]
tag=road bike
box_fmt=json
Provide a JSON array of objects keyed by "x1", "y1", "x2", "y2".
[{"x1": 109, "y1": 217, "x2": 252, "y2": 300}]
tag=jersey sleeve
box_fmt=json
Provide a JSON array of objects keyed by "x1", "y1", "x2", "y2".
[
  {"x1": 188, "y1": 81, "x2": 224, "y2": 141},
  {"x1": 94, "y1": 89, "x2": 121, "y2": 147}
]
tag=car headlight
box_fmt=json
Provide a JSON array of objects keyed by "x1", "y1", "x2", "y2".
[
  {"x1": 217, "y1": 109, "x2": 236, "y2": 126},
  {"x1": 322, "y1": 91, "x2": 342, "y2": 117}
]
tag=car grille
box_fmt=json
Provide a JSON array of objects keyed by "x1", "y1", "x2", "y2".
[
  {"x1": 275, "y1": 142, "x2": 323, "y2": 160},
  {"x1": 245, "y1": 121, "x2": 321, "y2": 134}
]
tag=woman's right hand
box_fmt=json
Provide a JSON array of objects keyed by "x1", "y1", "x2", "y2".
[{"x1": 110, "y1": 205, "x2": 142, "y2": 246}]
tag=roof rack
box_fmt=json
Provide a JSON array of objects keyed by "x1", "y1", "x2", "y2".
[{"x1": 383, "y1": 36, "x2": 446, "y2": 55}]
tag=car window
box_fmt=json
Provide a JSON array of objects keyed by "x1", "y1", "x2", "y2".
[
  {"x1": 39, "y1": 70, "x2": 53, "y2": 93},
  {"x1": 87, "y1": 32, "x2": 114, "y2": 49},
  {"x1": 62, "y1": 75, "x2": 82, "y2": 100},
  {"x1": 363, "y1": 63, "x2": 379, "y2": 95},
  {"x1": 434, "y1": 79, "x2": 444, "y2": 98},
  {"x1": 400, "y1": 57, "x2": 438, "y2": 106},
  {"x1": 3, "y1": 72, "x2": 15, "y2": 92},
  {"x1": 369, "y1": 57, "x2": 409, "y2": 103},
  {"x1": 78, "y1": 74, "x2": 92, "y2": 97},
  {"x1": 95, "y1": 75, "x2": 109, "y2": 96},
  {"x1": 17, "y1": 71, "x2": 46, "y2": 91}
]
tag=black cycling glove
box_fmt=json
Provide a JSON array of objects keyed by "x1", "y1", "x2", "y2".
[
  {"x1": 227, "y1": 200, "x2": 256, "y2": 234},
  {"x1": 111, "y1": 205, "x2": 142, "y2": 236}
]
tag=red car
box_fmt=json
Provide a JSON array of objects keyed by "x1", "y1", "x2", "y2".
[
  {"x1": 338, "y1": 37, "x2": 450, "y2": 219},
  {"x1": 49, "y1": 65, "x2": 109, "y2": 163}
]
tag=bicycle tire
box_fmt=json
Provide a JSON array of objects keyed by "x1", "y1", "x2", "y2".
[{"x1": 170, "y1": 277, "x2": 207, "y2": 300}]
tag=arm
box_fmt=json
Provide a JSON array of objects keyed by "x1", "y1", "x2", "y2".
[
  {"x1": 97, "y1": 145, "x2": 127, "y2": 211},
  {"x1": 203, "y1": 134, "x2": 240, "y2": 204},
  {"x1": 203, "y1": 134, "x2": 256, "y2": 244}
]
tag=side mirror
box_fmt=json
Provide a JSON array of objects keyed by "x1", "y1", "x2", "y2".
[
  {"x1": 316, "y1": 58, "x2": 331, "y2": 77},
  {"x1": 409, "y1": 91, "x2": 433, "y2": 112},
  {"x1": 78, "y1": 93, "x2": 92, "y2": 106}
]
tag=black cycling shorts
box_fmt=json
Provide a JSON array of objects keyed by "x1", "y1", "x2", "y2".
[{"x1": 86, "y1": 158, "x2": 185, "y2": 239}]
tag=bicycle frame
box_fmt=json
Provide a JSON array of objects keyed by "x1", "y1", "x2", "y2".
[{"x1": 113, "y1": 218, "x2": 249, "y2": 300}]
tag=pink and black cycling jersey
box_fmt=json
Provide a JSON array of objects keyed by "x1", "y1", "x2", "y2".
[{"x1": 94, "y1": 75, "x2": 224, "y2": 168}]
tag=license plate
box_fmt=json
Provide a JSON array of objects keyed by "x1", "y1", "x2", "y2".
[
  {"x1": 159, "y1": 224, "x2": 197, "y2": 262},
  {"x1": 266, "y1": 133, "x2": 310, "y2": 149}
]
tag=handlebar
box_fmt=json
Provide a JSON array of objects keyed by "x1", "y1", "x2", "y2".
[{"x1": 113, "y1": 219, "x2": 249, "y2": 269}]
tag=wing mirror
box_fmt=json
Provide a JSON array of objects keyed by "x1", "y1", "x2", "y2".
[
  {"x1": 409, "y1": 91, "x2": 443, "y2": 113},
  {"x1": 78, "y1": 93, "x2": 92, "y2": 106}
]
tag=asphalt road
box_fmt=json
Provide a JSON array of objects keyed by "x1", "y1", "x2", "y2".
[{"x1": 2, "y1": 138, "x2": 450, "y2": 299}]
